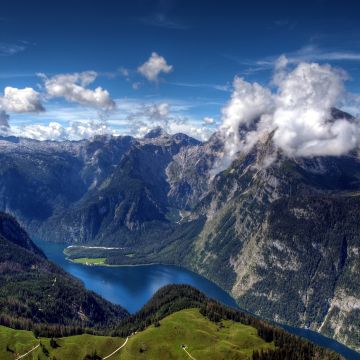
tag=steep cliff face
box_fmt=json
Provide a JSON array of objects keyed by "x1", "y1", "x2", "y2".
[
  {"x1": 166, "y1": 132, "x2": 224, "y2": 210},
  {"x1": 181, "y1": 135, "x2": 360, "y2": 351},
  {"x1": 262, "y1": 196, "x2": 360, "y2": 350}
]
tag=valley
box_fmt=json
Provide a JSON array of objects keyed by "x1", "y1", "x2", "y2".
[
  {"x1": 0, "y1": 216, "x2": 349, "y2": 359},
  {"x1": 33, "y1": 238, "x2": 240, "y2": 314},
  {"x1": 34, "y1": 238, "x2": 360, "y2": 359},
  {"x1": 2, "y1": 1, "x2": 360, "y2": 358},
  {"x1": 1, "y1": 120, "x2": 360, "y2": 353}
]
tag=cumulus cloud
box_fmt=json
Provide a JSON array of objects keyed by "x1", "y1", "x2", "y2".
[
  {"x1": 125, "y1": 102, "x2": 211, "y2": 140},
  {"x1": 218, "y1": 77, "x2": 274, "y2": 169},
  {"x1": 0, "y1": 86, "x2": 44, "y2": 132},
  {"x1": 217, "y1": 58, "x2": 360, "y2": 172},
  {"x1": 42, "y1": 71, "x2": 116, "y2": 110},
  {"x1": 0, "y1": 86, "x2": 44, "y2": 113},
  {"x1": 203, "y1": 117, "x2": 215, "y2": 125},
  {"x1": 138, "y1": 52, "x2": 173, "y2": 82},
  {"x1": 272, "y1": 62, "x2": 352, "y2": 157},
  {"x1": 164, "y1": 122, "x2": 212, "y2": 141},
  {"x1": 126, "y1": 102, "x2": 175, "y2": 135},
  {"x1": 8, "y1": 120, "x2": 117, "y2": 141}
]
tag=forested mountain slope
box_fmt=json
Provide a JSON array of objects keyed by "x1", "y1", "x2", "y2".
[{"x1": 0, "y1": 212, "x2": 128, "y2": 334}]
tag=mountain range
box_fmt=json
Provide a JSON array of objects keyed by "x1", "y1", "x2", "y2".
[
  {"x1": 0, "y1": 212, "x2": 342, "y2": 359},
  {"x1": 0, "y1": 109, "x2": 359, "y2": 352}
]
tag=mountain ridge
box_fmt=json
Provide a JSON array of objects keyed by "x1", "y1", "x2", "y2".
[
  {"x1": 0, "y1": 109, "x2": 360, "y2": 351},
  {"x1": 0, "y1": 212, "x2": 129, "y2": 334}
]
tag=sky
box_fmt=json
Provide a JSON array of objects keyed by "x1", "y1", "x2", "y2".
[{"x1": 1, "y1": 0, "x2": 360, "y2": 141}]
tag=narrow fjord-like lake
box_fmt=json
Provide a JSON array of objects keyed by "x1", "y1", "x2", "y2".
[{"x1": 34, "y1": 238, "x2": 360, "y2": 360}]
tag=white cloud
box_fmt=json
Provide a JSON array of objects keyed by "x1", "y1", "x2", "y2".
[
  {"x1": 272, "y1": 62, "x2": 352, "y2": 157},
  {"x1": 42, "y1": 71, "x2": 116, "y2": 110},
  {"x1": 6, "y1": 99, "x2": 212, "y2": 142},
  {"x1": 0, "y1": 42, "x2": 27, "y2": 56},
  {"x1": 125, "y1": 102, "x2": 211, "y2": 140},
  {"x1": 217, "y1": 58, "x2": 360, "y2": 171},
  {"x1": 19, "y1": 122, "x2": 67, "y2": 141},
  {"x1": 9, "y1": 120, "x2": 118, "y2": 141},
  {"x1": 237, "y1": 46, "x2": 360, "y2": 75},
  {"x1": 148, "y1": 102, "x2": 170, "y2": 118},
  {"x1": 286, "y1": 45, "x2": 360, "y2": 63},
  {"x1": 170, "y1": 82, "x2": 230, "y2": 92},
  {"x1": 126, "y1": 102, "x2": 176, "y2": 134},
  {"x1": 203, "y1": 117, "x2": 215, "y2": 125},
  {"x1": 163, "y1": 122, "x2": 212, "y2": 141},
  {"x1": 0, "y1": 86, "x2": 44, "y2": 133},
  {"x1": 0, "y1": 86, "x2": 44, "y2": 113},
  {"x1": 218, "y1": 77, "x2": 274, "y2": 170},
  {"x1": 138, "y1": 52, "x2": 173, "y2": 82}
]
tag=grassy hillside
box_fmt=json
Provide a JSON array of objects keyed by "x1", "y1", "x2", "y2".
[
  {"x1": 0, "y1": 278, "x2": 344, "y2": 360},
  {"x1": 0, "y1": 309, "x2": 274, "y2": 360},
  {"x1": 0, "y1": 325, "x2": 126, "y2": 360},
  {"x1": 121, "y1": 308, "x2": 273, "y2": 360}
]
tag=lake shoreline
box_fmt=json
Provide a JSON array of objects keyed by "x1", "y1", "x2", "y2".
[
  {"x1": 66, "y1": 254, "x2": 360, "y2": 358},
  {"x1": 33, "y1": 238, "x2": 360, "y2": 359},
  {"x1": 67, "y1": 258, "x2": 167, "y2": 268}
]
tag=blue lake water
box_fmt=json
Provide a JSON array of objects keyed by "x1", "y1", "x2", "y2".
[{"x1": 34, "y1": 238, "x2": 360, "y2": 360}]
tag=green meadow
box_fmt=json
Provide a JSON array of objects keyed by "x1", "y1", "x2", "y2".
[
  {"x1": 0, "y1": 309, "x2": 274, "y2": 360},
  {"x1": 71, "y1": 257, "x2": 107, "y2": 265}
]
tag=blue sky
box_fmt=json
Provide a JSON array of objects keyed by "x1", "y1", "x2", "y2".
[{"x1": 1, "y1": 0, "x2": 360, "y2": 140}]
